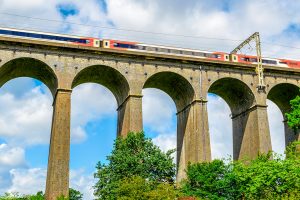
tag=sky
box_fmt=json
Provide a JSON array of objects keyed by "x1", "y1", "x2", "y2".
[{"x1": 0, "y1": 0, "x2": 299, "y2": 199}]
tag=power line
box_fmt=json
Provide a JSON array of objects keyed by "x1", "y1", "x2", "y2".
[
  {"x1": 0, "y1": 12, "x2": 243, "y2": 41},
  {"x1": 1, "y1": 12, "x2": 299, "y2": 56},
  {"x1": 263, "y1": 42, "x2": 300, "y2": 50}
]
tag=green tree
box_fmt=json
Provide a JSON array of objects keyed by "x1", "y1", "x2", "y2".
[
  {"x1": 181, "y1": 145, "x2": 300, "y2": 200},
  {"x1": 285, "y1": 94, "x2": 300, "y2": 131},
  {"x1": 93, "y1": 132, "x2": 176, "y2": 199},
  {"x1": 69, "y1": 188, "x2": 83, "y2": 200},
  {"x1": 0, "y1": 189, "x2": 82, "y2": 200},
  {"x1": 114, "y1": 176, "x2": 180, "y2": 200},
  {"x1": 181, "y1": 160, "x2": 240, "y2": 200}
]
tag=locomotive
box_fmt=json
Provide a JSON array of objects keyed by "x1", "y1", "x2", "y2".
[{"x1": 0, "y1": 27, "x2": 299, "y2": 69}]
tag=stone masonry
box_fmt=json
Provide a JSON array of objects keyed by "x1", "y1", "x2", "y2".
[{"x1": 0, "y1": 36, "x2": 299, "y2": 199}]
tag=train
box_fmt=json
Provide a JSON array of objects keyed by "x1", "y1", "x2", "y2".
[{"x1": 0, "y1": 27, "x2": 299, "y2": 69}]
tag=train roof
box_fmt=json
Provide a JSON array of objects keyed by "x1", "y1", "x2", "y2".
[{"x1": 0, "y1": 26, "x2": 97, "y2": 39}]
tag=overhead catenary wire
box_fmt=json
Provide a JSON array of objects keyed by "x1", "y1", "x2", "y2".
[
  {"x1": 0, "y1": 12, "x2": 299, "y2": 59},
  {"x1": 0, "y1": 12, "x2": 244, "y2": 41}
]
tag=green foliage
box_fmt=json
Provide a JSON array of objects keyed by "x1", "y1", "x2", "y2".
[
  {"x1": 69, "y1": 188, "x2": 83, "y2": 200},
  {"x1": 0, "y1": 191, "x2": 43, "y2": 200},
  {"x1": 285, "y1": 94, "x2": 300, "y2": 131},
  {"x1": 112, "y1": 176, "x2": 181, "y2": 200},
  {"x1": 93, "y1": 132, "x2": 176, "y2": 199},
  {"x1": 181, "y1": 160, "x2": 240, "y2": 200},
  {"x1": 56, "y1": 188, "x2": 83, "y2": 200},
  {"x1": 285, "y1": 141, "x2": 300, "y2": 159},
  {"x1": 181, "y1": 142, "x2": 300, "y2": 200},
  {"x1": 0, "y1": 189, "x2": 82, "y2": 200}
]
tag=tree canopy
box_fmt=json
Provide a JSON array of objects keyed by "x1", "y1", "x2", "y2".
[
  {"x1": 93, "y1": 132, "x2": 177, "y2": 199},
  {"x1": 285, "y1": 93, "x2": 300, "y2": 131},
  {"x1": 181, "y1": 147, "x2": 300, "y2": 200}
]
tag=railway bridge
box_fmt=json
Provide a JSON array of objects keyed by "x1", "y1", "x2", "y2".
[{"x1": 0, "y1": 36, "x2": 299, "y2": 199}]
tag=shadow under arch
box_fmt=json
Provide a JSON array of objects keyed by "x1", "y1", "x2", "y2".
[
  {"x1": 143, "y1": 71, "x2": 195, "y2": 111},
  {"x1": 72, "y1": 65, "x2": 129, "y2": 105},
  {"x1": 267, "y1": 83, "x2": 300, "y2": 145},
  {"x1": 208, "y1": 77, "x2": 257, "y2": 160},
  {"x1": 143, "y1": 71, "x2": 195, "y2": 180},
  {"x1": 208, "y1": 77, "x2": 255, "y2": 115},
  {"x1": 0, "y1": 57, "x2": 58, "y2": 96}
]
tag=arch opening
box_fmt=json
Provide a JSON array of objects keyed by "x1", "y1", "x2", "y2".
[
  {"x1": 143, "y1": 72, "x2": 195, "y2": 111},
  {"x1": 208, "y1": 78, "x2": 255, "y2": 116},
  {"x1": 267, "y1": 83, "x2": 300, "y2": 147},
  {"x1": 0, "y1": 77, "x2": 53, "y2": 194},
  {"x1": 143, "y1": 71, "x2": 195, "y2": 180},
  {"x1": 267, "y1": 83, "x2": 299, "y2": 115},
  {"x1": 0, "y1": 57, "x2": 58, "y2": 96},
  {"x1": 70, "y1": 83, "x2": 117, "y2": 197},
  {"x1": 208, "y1": 77, "x2": 257, "y2": 160},
  {"x1": 266, "y1": 100, "x2": 285, "y2": 155},
  {"x1": 72, "y1": 65, "x2": 130, "y2": 106},
  {"x1": 207, "y1": 94, "x2": 233, "y2": 160},
  {"x1": 142, "y1": 88, "x2": 177, "y2": 149}
]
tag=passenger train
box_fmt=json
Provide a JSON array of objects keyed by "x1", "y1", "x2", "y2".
[{"x1": 0, "y1": 27, "x2": 299, "y2": 69}]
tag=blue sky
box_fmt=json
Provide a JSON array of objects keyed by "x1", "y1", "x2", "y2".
[{"x1": 0, "y1": 0, "x2": 299, "y2": 198}]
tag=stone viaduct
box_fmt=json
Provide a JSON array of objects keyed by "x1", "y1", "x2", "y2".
[{"x1": 0, "y1": 36, "x2": 299, "y2": 199}]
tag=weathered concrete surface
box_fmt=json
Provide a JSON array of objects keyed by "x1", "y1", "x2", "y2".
[
  {"x1": 45, "y1": 89, "x2": 71, "y2": 200},
  {"x1": 177, "y1": 100, "x2": 211, "y2": 181},
  {"x1": 0, "y1": 36, "x2": 299, "y2": 199},
  {"x1": 117, "y1": 94, "x2": 143, "y2": 137},
  {"x1": 232, "y1": 105, "x2": 272, "y2": 160}
]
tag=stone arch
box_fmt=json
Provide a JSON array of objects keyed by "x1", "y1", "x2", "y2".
[
  {"x1": 143, "y1": 71, "x2": 195, "y2": 111},
  {"x1": 0, "y1": 57, "x2": 58, "y2": 96},
  {"x1": 143, "y1": 71, "x2": 199, "y2": 181},
  {"x1": 208, "y1": 77, "x2": 255, "y2": 116},
  {"x1": 208, "y1": 77, "x2": 271, "y2": 160},
  {"x1": 72, "y1": 65, "x2": 130, "y2": 105},
  {"x1": 267, "y1": 83, "x2": 299, "y2": 115},
  {"x1": 267, "y1": 83, "x2": 300, "y2": 145}
]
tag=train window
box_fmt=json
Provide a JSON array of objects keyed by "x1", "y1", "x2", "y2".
[
  {"x1": 279, "y1": 61, "x2": 287, "y2": 64},
  {"x1": 136, "y1": 45, "x2": 145, "y2": 50},
  {"x1": 169, "y1": 49, "x2": 180, "y2": 54},
  {"x1": 114, "y1": 42, "x2": 137, "y2": 48},
  {"x1": 262, "y1": 59, "x2": 277, "y2": 65},
  {"x1": 213, "y1": 54, "x2": 221, "y2": 58},
  {"x1": 182, "y1": 51, "x2": 193, "y2": 55},
  {"x1": 194, "y1": 52, "x2": 206, "y2": 57},
  {"x1": 225, "y1": 55, "x2": 229, "y2": 59}
]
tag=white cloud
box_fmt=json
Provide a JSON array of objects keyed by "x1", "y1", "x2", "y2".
[
  {"x1": 267, "y1": 100, "x2": 285, "y2": 155},
  {"x1": 152, "y1": 134, "x2": 177, "y2": 163},
  {"x1": 7, "y1": 168, "x2": 46, "y2": 195},
  {"x1": 152, "y1": 134, "x2": 176, "y2": 153},
  {"x1": 207, "y1": 95, "x2": 233, "y2": 159},
  {"x1": 4, "y1": 167, "x2": 96, "y2": 199},
  {"x1": 0, "y1": 143, "x2": 26, "y2": 193},
  {"x1": 70, "y1": 169, "x2": 96, "y2": 200},
  {"x1": 71, "y1": 83, "x2": 117, "y2": 143},
  {"x1": 0, "y1": 79, "x2": 53, "y2": 147},
  {"x1": 0, "y1": 144, "x2": 25, "y2": 168},
  {"x1": 142, "y1": 89, "x2": 176, "y2": 134}
]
